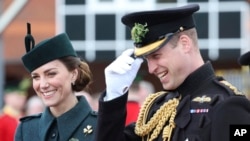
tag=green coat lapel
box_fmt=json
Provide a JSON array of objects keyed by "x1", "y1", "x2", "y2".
[
  {"x1": 57, "y1": 97, "x2": 91, "y2": 140},
  {"x1": 57, "y1": 96, "x2": 92, "y2": 141},
  {"x1": 39, "y1": 107, "x2": 55, "y2": 141},
  {"x1": 38, "y1": 96, "x2": 92, "y2": 141}
]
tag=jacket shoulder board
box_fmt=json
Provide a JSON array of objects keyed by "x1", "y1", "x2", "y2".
[{"x1": 219, "y1": 79, "x2": 245, "y2": 96}]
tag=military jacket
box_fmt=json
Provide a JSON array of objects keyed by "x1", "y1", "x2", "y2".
[
  {"x1": 15, "y1": 96, "x2": 97, "y2": 141},
  {"x1": 95, "y1": 62, "x2": 250, "y2": 141}
]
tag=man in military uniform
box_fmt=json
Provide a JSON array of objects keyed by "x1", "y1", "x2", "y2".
[{"x1": 95, "y1": 4, "x2": 250, "y2": 141}]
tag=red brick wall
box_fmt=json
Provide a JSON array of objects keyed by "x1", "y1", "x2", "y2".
[
  {"x1": 2, "y1": 0, "x2": 55, "y2": 61},
  {"x1": 1, "y1": 0, "x2": 163, "y2": 96}
]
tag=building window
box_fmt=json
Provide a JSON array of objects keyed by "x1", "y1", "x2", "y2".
[
  {"x1": 194, "y1": 12, "x2": 209, "y2": 39},
  {"x1": 219, "y1": 12, "x2": 240, "y2": 38},
  {"x1": 95, "y1": 14, "x2": 116, "y2": 40},
  {"x1": 65, "y1": 15, "x2": 85, "y2": 40},
  {"x1": 65, "y1": 0, "x2": 85, "y2": 5},
  {"x1": 57, "y1": 0, "x2": 248, "y2": 63}
]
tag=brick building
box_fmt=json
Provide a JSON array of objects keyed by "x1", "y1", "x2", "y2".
[{"x1": 1, "y1": 0, "x2": 250, "y2": 106}]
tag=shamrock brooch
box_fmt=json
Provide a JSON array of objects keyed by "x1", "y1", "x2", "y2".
[
  {"x1": 69, "y1": 138, "x2": 79, "y2": 141},
  {"x1": 131, "y1": 23, "x2": 149, "y2": 43},
  {"x1": 83, "y1": 125, "x2": 93, "y2": 136}
]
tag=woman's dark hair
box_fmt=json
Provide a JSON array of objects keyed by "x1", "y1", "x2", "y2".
[{"x1": 59, "y1": 56, "x2": 93, "y2": 92}]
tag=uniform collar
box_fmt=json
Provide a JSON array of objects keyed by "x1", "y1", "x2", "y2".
[
  {"x1": 176, "y1": 61, "x2": 216, "y2": 97},
  {"x1": 39, "y1": 96, "x2": 92, "y2": 141}
]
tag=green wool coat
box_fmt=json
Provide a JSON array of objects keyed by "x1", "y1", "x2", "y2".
[{"x1": 15, "y1": 96, "x2": 97, "y2": 141}]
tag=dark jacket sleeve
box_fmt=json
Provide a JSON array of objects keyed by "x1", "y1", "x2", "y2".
[
  {"x1": 94, "y1": 91, "x2": 141, "y2": 141},
  {"x1": 14, "y1": 122, "x2": 23, "y2": 141},
  {"x1": 211, "y1": 96, "x2": 250, "y2": 141}
]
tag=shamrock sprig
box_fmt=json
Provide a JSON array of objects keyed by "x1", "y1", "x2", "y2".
[{"x1": 131, "y1": 23, "x2": 149, "y2": 43}]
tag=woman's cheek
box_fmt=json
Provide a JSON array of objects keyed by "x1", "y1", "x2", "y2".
[{"x1": 33, "y1": 81, "x2": 39, "y2": 92}]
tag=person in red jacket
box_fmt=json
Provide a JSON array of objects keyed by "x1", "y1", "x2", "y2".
[
  {"x1": 126, "y1": 82, "x2": 140, "y2": 125},
  {"x1": 0, "y1": 79, "x2": 29, "y2": 141}
]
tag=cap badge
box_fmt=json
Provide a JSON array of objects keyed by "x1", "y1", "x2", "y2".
[
  {"x1": 83, "y1": 125, "x2": 93, "y2": 136},
  {"x1": 131, "y1": 23, "x2": 149, "y2": 43}
]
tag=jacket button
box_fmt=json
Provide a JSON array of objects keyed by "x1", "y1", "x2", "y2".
[{"x1": 51, "y1": 132, "x2": 56, "y2": 138}]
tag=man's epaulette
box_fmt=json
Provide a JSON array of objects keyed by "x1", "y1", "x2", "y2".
[
  {"x1": 215, "y1": 76, "x2": 245, "y2": 96},
  {"x1": 20, "y1": 113, "x2": 42, "y2": 122},
  {"x1": 219, "y1": 80, "x2": 244, "y2": 96}
]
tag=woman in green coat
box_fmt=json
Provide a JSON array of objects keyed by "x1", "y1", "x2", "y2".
[{"x1": 15, "y1": 24, "x2": 97, "y2": 141}]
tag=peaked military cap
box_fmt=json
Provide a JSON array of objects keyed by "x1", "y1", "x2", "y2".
[
  {"x1": 238, "y1": 51, "x2": 250, "y2": 65},
  {"x1": 121, "y1": 4, "x2": 200, "y2": 57},
  {"x1": 22, "y1": 23, "x2": 77, "y2": 72}
]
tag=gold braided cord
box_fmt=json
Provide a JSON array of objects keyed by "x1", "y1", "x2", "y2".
[
  {"x1": 135, "y1": 92, "x2": 166, "y2": 136},
  {"x1": 220, "y1": 80, "x2": 244, "y2": 96},
  {"x1": 135, "y1": 91, "x2": 180, "y2": 141},
  {"x1": 162, "y1": 107, "x2": 177, "y2": 141}
]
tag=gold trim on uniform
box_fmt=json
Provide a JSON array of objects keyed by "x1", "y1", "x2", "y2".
[
  {"x1": 192, "y1": 95, "x2": 211, "y2": 103},
  {"x1": 135, "y1": 91, "x2": 181, "y2": 141},
  {"x1": 134, "y1": 38, "x2": 166, "y2": 57},
  {"x1": 220, "y1": 80, "x2": 244, "y2": 96},
  {"x1": 134, "y1": 26, "x2": 184, "y2": 57}
]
